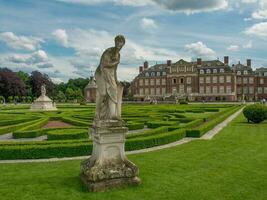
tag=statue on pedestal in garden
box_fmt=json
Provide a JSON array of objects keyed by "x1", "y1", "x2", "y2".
[{"x1": 80, "y1": 35, "x2": 141, "y2": 192}]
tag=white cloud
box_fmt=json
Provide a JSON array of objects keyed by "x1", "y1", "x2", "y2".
[
  {"x1": 52, "y1": 29, "x2": 69, "y2": 47},
  {"x1": 141, "y1": 18, "x2": 157, "y2": 29},
  {"x1": 227, "y1": 45, "x2": 240, "y2": 51},
  {"x1": 7, "y1": 50, "x2": 48, "y2": 65},
  {"x1": 252, "y1": 9, "x2": 267, "y2": 19},
  {"x1": 243, "y1": 40, "x2": 252, "y2": 48},
  {"x1": 245, "y1": 22, "x2": 267, "y2": 39},
  {"x1": 184, "y1": 41, "x2": 216, "y2": 60},
  {"x1": 0, "y1": 32, "x2": 43, "y2": 51},
  {"x1": 58, "y1": 0, "x2": 228, "y2": 14}
]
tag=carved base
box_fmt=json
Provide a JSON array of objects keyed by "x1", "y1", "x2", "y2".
[{"x1": 80, "y1": 119, "x2": 141, "y2": 192}]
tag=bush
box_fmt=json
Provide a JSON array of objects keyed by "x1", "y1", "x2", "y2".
[
  {"x1": 47, "y1": 128, "x2": 88, "y2": 140},
  {"x1": 126, "y1": 122, "x2": 144, "y2": 130},
  {"x1": 179, "y1": 100, "x2": 188, "y2": 105},
  {"x1": 243, "y1": 104, "x2": 267, "y2": 123}
]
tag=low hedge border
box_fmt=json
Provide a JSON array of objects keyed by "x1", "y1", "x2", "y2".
[{"x1": 47, "y1": 128, "x2": 88, "y2": 140}]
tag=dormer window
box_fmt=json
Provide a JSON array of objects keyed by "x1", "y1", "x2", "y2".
[
  {"x1": 151, "y1": 72, "x2": 155, "y2": 76},
  {"x1": 213, "y1": 69, "x2": 217, "y2": 73},
  {"x1": 162, "y1": 72, "x2": 166, "y2": 76},
  {"x1": 207, "y1": 69, "x2": 211, "y2": 74},
  {"x1": 200, "y1": 70, "x2": 204, "y2": 74},
  {"x1": 264, "y1": 72, "x2": 267, "y2": 76},
  {"x1": 220, "y1": 68, "x2": 224, "y2": 73},
  {"x1": 237, "y1": 71, "x2": 241, "y2": 75},
  {"x1": 244, "y1": 70, "x2": 248, "y2": 75},
  {"x1": 145, "y1": 72, "x2": 149, "y2": 77},
  {"x1": 157, "y1": 72, "x2": 161, "y2": 76}
]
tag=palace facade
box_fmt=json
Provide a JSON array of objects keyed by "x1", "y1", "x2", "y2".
[{"x1": 129, "y1": 57, "x2": 267, "y2": 102}]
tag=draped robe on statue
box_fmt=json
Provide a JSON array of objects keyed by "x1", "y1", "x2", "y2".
[{"x1": 95, "y1": 47, "x2": 123, "y2": 120}]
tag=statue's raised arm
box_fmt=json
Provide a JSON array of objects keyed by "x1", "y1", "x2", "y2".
[{"x1": 94, "y1": 35, "x2": 125, "y2": 120}]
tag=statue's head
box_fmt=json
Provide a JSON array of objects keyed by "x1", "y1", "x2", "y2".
[{"x1": 115, "y1": 35, "x2": 125, "y2": 50}]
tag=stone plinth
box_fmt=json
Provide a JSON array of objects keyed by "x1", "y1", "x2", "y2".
[
  {"x1": 80, "y1": 120, "x2": 140, "y2": 192},
  {"x1": 30, "y1": 95, "x2": 57, "y2": 111}
]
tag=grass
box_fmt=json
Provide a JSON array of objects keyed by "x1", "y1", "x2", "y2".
[{"x1": 0, "y1": 113, "x2": 267, "y2": 200}]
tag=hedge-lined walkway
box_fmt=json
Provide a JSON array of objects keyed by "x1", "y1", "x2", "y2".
[{"x1": 0, "y1": 107, "x2": 244, "y2": 164}]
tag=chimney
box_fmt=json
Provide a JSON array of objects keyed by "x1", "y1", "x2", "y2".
[
  {"x1": 139, "y1": 66, "x2": 143, "y2": 73},
  {"x1": 144, "y1": 61, "x2": 148, "y2": 70},
  {"x1": 247, "y1": 59, "x2": 251, "y2": 67},
  {"x1": 197, "y1": 58, "x2": 202, "y2": 66},
  {"x1": 224, "y1": 56, "x2": 229, "y2": 65},
  {"x1": 167, "y1": 60, "x2": 172, "y2": 66}
]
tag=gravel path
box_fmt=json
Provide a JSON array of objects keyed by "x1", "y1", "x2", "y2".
[{"x1": 0, "y1": 107, "x2": 243, "y2": 164}]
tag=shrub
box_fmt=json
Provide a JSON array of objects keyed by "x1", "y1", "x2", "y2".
[
  {"x1": 126, "y1": 122, "x2": 144, "y2": 130},
  {"x1": 179, "y1": 100, "x2": 188, "y2": 105},
  {"x1": 47, "y1": 128, "x2": 88, "y2": 140},
  {"x1": 243, "y1": 104, "x2": 267, "y2": 123}
]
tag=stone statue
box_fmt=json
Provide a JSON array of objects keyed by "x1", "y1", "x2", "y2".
[
  {"x1": 95, "y1": 35, "x2": 125, "y2": 120},
  {"x1": 80, "y1": 35, "x2": 140, "y2": 192},
  {"x1": 41, "y1": 84, "x2": 46, "y2": 96}
]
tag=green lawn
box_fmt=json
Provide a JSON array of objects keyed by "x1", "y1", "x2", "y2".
[{"x1": 0, "y1": 113, "x2": 267, "y2": 200}]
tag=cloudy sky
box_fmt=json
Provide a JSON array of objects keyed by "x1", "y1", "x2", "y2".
[{"x1": 0, "y1": 0, "x2": 267, "y2": 83}]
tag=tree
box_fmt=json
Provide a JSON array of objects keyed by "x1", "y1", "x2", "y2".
[
  {"x1": 65, "y1": 87, "x2": 75, "y2": 101},
  {"x1": 30, "y1": 71, "x2": 54, "y2": 97},
  {"x1": 0, "y1": 68, "x2": 26, "y2": 98},
  {"x1": 57, "y1": 91, "x2": 66, "y2": 102},
  {"x1": 17, "y1": 71, "x2": 32, "y2": 96}
]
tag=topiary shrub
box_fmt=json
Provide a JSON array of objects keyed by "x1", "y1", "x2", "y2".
[
  {"x1": 47, "y1": 128, "x2": 88, "y2": 140},
  {"x1": 243, "y1": 104, "x2": 267, "y2": 123}
]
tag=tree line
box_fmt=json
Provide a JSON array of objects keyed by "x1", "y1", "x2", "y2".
[{"x1": 0, "y1": 68, "x2": 132, "y2": 104}]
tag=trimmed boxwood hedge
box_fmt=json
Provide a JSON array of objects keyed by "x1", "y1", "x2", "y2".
[
  {"x1": 47, "y1": 128, "x2": 88, "y2": 140},
  {"x1": 126, "y1": 122, "x2": 144, "y2": 130}
]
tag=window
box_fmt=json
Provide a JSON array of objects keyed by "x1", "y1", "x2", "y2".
[
  {"x1": 237, "y1": 71, "x2": 241, "y2": 75},
  {"x1": 187, "y1": 86, "x2": 192, "y2": 93},
  {"x1": 162, "y1": 79, "x2": 166, "y2": 85},
  {"x1": 145, "y1": 79, "x2": 149, "y2": 86},
  {"x1": 243, "y1": 87, "x2": 248, "y2": 94},
  {"x1": 156, "y1": 79, "x2": 160, "y2": 85},
  {"x1": 145, "y1": 72, "x2": 149, "y2": 77},
  {"x1": 206, "y1": 86, "x2": 211, "y2": 94},
  {"x1": 139, "y1": 88, "x2": 144, "y2": 95},
  {"x1": 226, "y1": 76, "x2": 231, "y2": 83},
  {"x1": 156, "y1": 88, "x2": 160, "y2": 95},
  {"x1": 249, "y1": 77, "x2": 254, "y2": 84},
  {"x1": 226, "y1": 86, "x2": 231, "y2": 94},
  {"x1": 213, "y1": 76, "x2": 218, "y2": 83},
  {"x1": 237, "y1": 77, "x2": 242, "y2": 84},
  {"x1": 162, "y1": 72, "x2": 166, "y2": 76},
  {"x1": 200, "y1": 86, "x2": 204, "y2": 94},
  {"x1": 220, "y1": 68, "x2": 225, "y2": 73},
  {"x1": 180, "y1": 78, "x2": 184, "y2": 84},
  {"x1": 139, "y1": 79, "x2": 143, "y2": 86},
  {"x1": 206, "y1": 76, "x2": 211, "y2": 83},
  {"x1": 219, "y1": 86, "x2": 224, "y2": 94},
  {"x1": 264, "y1": 87, "x2": 267, "y2": 94},
  {"x1": 172, "y1": 78, "x2": 177, "y2": 84},
  {"x1": 200, "y1": 70, "x2": 204, "y2": 74},
  {"x1": 150, "y1": 79, "x2": 155, "y2": 85},
  {"x1": 264, "y1": 72, "x2": 267, "y2": 76},
  {"x1": 260, "y1": 78, "x2": 264, "y2": 84},
  {"x1": 179, "y1": 66, "x2": 185, "y2": 72},
  {"x1": 179, "y1": 85, "x2": 185, "y2": 93},
  {"x1": 244, "y1": 70, "x2": 248, "y2": 75},
  {"x1": 172, "y1": 87, "x2": 177, "y2": 94},
  {"x1": 187, "y1": 77, "x2": 192, "y2": 84},
  {"x1": 219, "y1": 76, "x2": 224, "y2": 83},
  {"x1": 243, "y1": 77, "x2": 248, "y2": 84},
  {"x1": 145, "y1": 88, "x2": 149, "y2": 95},
  {"x1": 213, "y1": 69, "x2": 217, "y2": 73},
  {"x1": 151, "y1": 72, "x2": 155, "y2": 76},
  {"x1": 157, "y1": 72, "x2": 161, "y2": 76},
  {"x1": 207, "y1": 69, "x2": 211, "y2": 74},
  {"x1": 150, "y1": 88, "x2": 155, "y2": 95},
  {"x1": 186, "y1": 66, "x2": 192, "y2": 72},
  {"x1": 199, "y1": 77, "x2": 204, "y2": 84},
  {"x1": 258, "y1": 87, "x2": 263, "y2": 94},
  {"x1": 162, "y1": 88, "x2": 166, "y2": 95},
  {"x1": 237, "y1": 87, "x2": 242, "y2": 94},
  {"x1": 249, "y1": 87, "x2": 254, "y2": 94},
  {"x1": 213, "y1": 86, "x2": 218, "y2": 94}
]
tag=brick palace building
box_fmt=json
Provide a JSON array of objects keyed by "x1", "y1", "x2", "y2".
[{"x1": 129, "y1": 57, "x2": 267, "y2": 102}]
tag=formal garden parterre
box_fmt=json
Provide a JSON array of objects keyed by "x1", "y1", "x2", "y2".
[{"x1": 0, "y1": 103, "x2": 242, "y2": 160}]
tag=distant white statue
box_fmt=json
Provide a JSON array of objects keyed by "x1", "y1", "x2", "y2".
[
  {"x1": 41, "y1": 84, "x2": 46, "y2": 96},
  {"x1": 94, "y1": 35, "x2": 125, "y2": 120}
]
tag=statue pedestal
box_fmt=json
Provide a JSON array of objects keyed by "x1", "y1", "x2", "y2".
[{"x1": 80, "y1": 120, "x2": 141, "y2": 192}]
